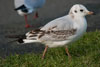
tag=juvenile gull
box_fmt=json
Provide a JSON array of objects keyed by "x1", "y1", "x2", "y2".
[
  {"x1": 14, "y1": 0, "x2": 45, "y2": 28},
  {"x1": 10, "y1": 4, "x2": 94, "y2": 59}
]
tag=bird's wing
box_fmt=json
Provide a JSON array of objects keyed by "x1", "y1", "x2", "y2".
[
  {"x1": 25, "y1": 15, "x2": 77, "y2": 42},
  {"x1": 39, "y1": 15, "x2": 77, "y2": 41},
  {"x1": 24, "y1": 0, "x2": 45, "y2": 8}
]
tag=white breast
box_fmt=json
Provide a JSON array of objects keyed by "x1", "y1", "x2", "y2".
[{"x1": 72, "y1": 17, "x2": 87, "y2": 41}]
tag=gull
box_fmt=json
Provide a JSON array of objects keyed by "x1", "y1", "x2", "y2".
[
  {"x1": 9, "y1": 4, "x2": 94, "y2": 59},
  {"x1": 14, "y1": 0, "x2": 45, "y2": 28}
]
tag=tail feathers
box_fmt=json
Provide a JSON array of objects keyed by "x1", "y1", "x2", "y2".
[
  {"x1": 23, "y1": 39, "x2": 39, "y2": 43},
  {"x1": 6, "y1": 28, "x2": 42, "y2": 44},
  {"x1": 17, "y1": 37, "x2": 39, "y2": 44},
  {"x1": 6, "y1": 34, "x2": 39, "y2": 44},
  {"x1": 18, "y1": 38, "x2": 24, "y2": 43},
  {"x1": 14, "y1": 5, "x2": 26, "y2": 11},
  {"x1": 6, "y1": 34, "x2": 26, "y2": 44}
]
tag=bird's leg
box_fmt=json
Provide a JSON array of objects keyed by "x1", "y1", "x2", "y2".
[
  {"x1": 65, "y1": 47, "x2": 71, "y2": 59},
  {"x1": 34, "y1": 11, "x2": 39, "y2": 19},
  {"x1": 42, "y1": 46, "x2": 48, "y2": 59},
  {"x1": 24, "y1": 15, "x2": 31, "y2": 28}
]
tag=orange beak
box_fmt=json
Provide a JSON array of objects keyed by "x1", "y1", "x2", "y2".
[{"x1": 87, "y1": 11, "x2": 94, "y2": 15}]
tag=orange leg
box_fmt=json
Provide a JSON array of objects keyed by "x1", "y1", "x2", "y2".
[
  {"x1": 65, "y1": 47, "x2": 71, "y2": 59},
  {"x1": 24, "y1": 15, "x2": 31, "y2": 28},
  {"x1": 42, "y1": 46, "x2": 48, "y2": 59}
]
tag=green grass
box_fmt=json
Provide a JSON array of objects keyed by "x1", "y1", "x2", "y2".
[{"x1": 0, "y1": 30, "x2": 100, "y2": 67}]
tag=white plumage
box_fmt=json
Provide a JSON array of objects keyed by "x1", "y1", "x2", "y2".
[
  {"x1": 16, "y1": 4, "x2": 94, "y2": 59},
  {"x1": 23, "y1": 4, "x2": 93, "y2": 46}
]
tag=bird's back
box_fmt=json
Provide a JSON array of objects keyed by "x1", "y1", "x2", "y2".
[
  {"x1": 24, "y1": 0, "x2": 45, "y2": 8},
  {"x1": 41, "y1": 15, "x2": 74, "y2": 31}
]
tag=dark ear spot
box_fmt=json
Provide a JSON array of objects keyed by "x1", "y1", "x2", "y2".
[
  {"x1": 74, "y1": 10, "x2": 77, "y2": 13},
  {"x1": 80, "y1": 9, "x2": 84, "y2": 12}
]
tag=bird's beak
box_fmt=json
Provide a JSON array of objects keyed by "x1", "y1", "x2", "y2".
[{"x1": 87, "y1": 11, "x2": 94, "y2": 15}]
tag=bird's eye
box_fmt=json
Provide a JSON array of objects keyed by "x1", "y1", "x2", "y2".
[
  {"x1": 80, "y1": 9, "x2": 84, "y2": 12},
  {"x1": 74, "y1": 10, "x2": 77, "y2": 13}
]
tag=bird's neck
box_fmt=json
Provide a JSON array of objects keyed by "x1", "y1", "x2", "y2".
[
  {"x1": 75, "y1": 16, "x2": 86, "y2": 22},
  {"x1": 74, "y1": 16, "x2": 87, "y2": 33}
]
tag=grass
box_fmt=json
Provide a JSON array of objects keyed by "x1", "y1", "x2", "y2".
[{"x1": 0, "y1": 30, "x2": 100, "y2": 67}]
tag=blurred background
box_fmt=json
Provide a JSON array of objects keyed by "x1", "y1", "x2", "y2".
[{"x1": 0, "y1": 0, "x2": 100, "y2": 58}]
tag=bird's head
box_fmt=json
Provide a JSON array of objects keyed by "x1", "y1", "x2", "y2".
[{"x1": 69, "y1": 4, "x2": 94, "y2": 17}]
